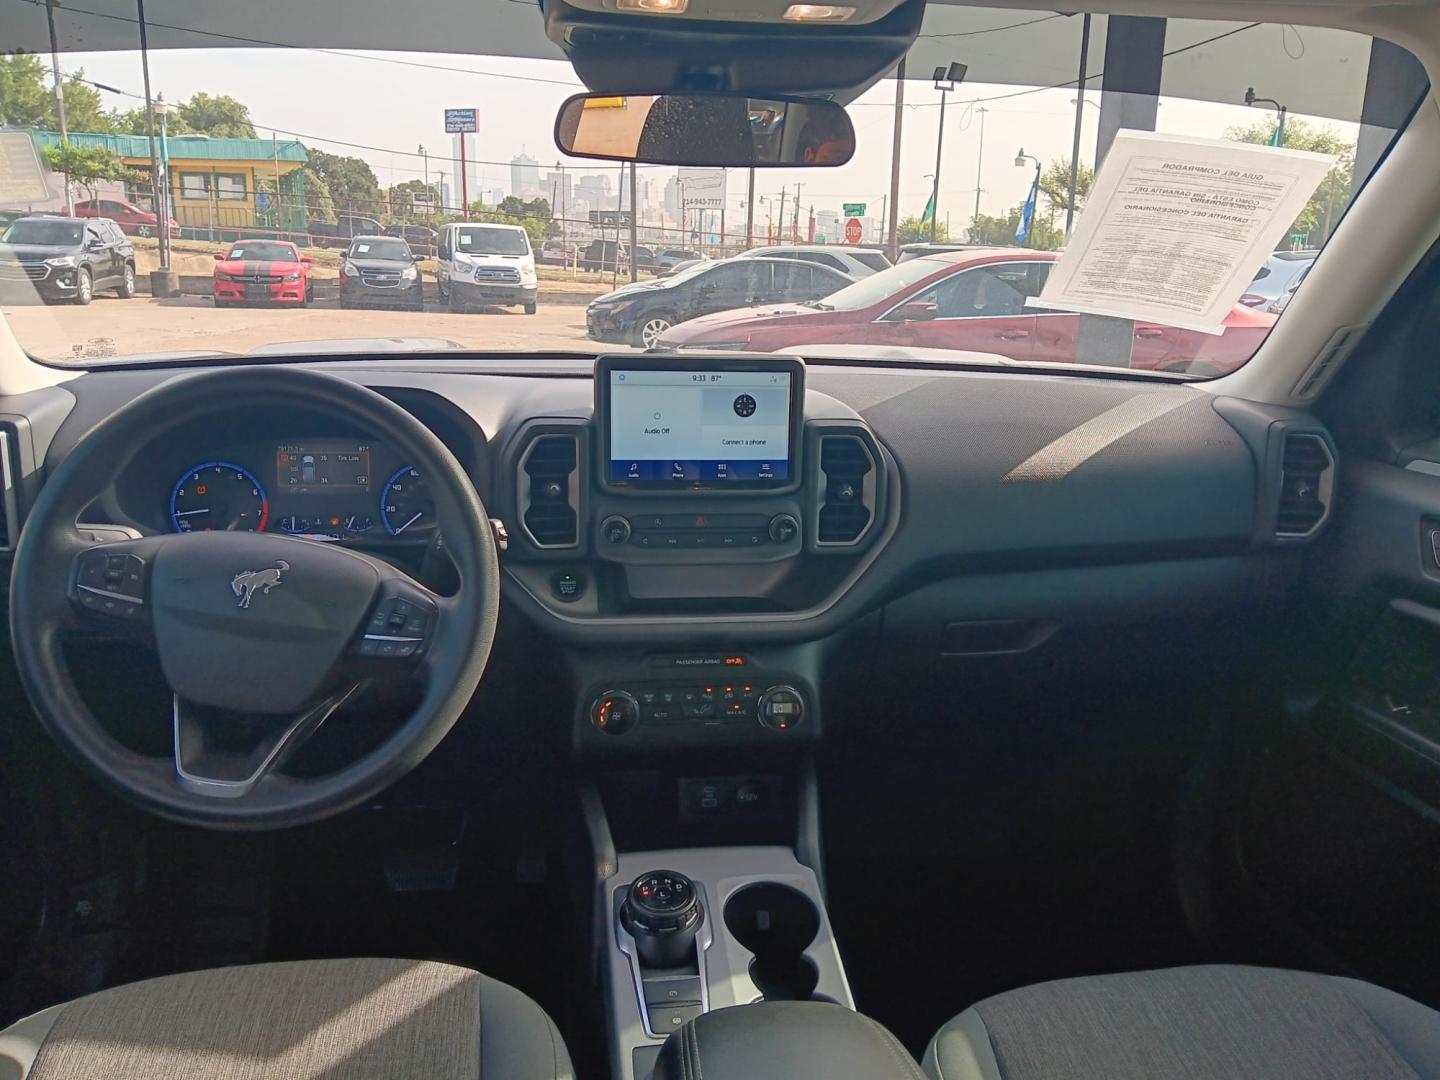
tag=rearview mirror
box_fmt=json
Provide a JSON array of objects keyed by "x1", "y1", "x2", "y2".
[
  {"x1": 213, "y1": 252, "x2": 226, "y2": 261},
  {"x1": 301, "y1": 256, "x2": 314, "y2": 265},
  {"x1": 554, "y1": 93, "x2": 854, "y2": 168}
]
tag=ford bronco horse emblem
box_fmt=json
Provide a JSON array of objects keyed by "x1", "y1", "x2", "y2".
[{"x1": 231, "y1": 561, "x2": 290, "y2": 609}]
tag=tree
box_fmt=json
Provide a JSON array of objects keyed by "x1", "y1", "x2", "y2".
[
  {"x1": 41, "y1": 142, "x2": 135, "y2": 203},
  {"x1": 176, "y1": 92, "x2": 255, "y2": 138},
  {"x1": 896, "y1": 216, "x2": 949, "y2": 244},
  {"x1": 1038, "y1": 158, "x2": 1093, "y2": 216},
  {"x1": 307, "y1": 149, "x2": 381, "y2": 215},
  {"x1": 966, "y1": 206, "x2": 1064, "y2": 250},
  {"x1": 0, "y1": 51, "x2": 117, "y2": 133},
  {"x1": 1224, "y1": 117, "x2": 1354, "y2": 245},
  {"x1": 115, "y1": 106, "x2": 193, "y2": 136}
]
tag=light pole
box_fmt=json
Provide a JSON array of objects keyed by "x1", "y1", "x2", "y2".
[
  {"x1": 1245, "y1": 87, "x2": 1288, "y2": 147},
  {"x1": 417, "y1": 144, "x2": 429, "y2": 208},
  {"x1": 1014, "y1": 148, "x2": 1041, "y2": 247},
  {"x1": 929, "y1": 61, "x2": 967, "y2": 243},
  {"x1": 972, "y1": 105, "x2": 988, "y2": 226},
  {"x1": 44, "y1": 0, "x2": 72, "y2": 214},
  {"x1": 153, "y1": 94, "x2": 173, "y2": 269}
]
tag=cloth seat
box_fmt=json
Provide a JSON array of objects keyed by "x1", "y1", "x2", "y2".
[
  {"x1": 0, "y1": 958, "x2": 573, "y2": 1080},
  {"x1": 924, "y1": 965, "x2": 1440, "y2": 1080}
]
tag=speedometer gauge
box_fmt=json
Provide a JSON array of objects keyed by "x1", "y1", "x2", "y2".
[
  {"x1": 380, "y1": 466, "x2": 434, "y2": 537},
  {"x1": 170, "y1": 462, "x2": 269, "y2": 533}
]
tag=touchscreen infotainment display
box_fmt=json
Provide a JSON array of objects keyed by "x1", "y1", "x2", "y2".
[{"x1": 606, "y1": 367, "x2": 794, "y2": 485}]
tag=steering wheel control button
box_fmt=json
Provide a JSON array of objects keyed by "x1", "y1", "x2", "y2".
[
  {"x1": 73, "y1": 549, "x2": 148, "y2": 619},
  {"x1": 767, "y1": 513, "x2": 800, "y2": 544},
  {"x1": 550, "y1": 570, "x2": 586, "y2": 602},
  {"x1": 591, "y1": 691, "x2": 639, "y2": 735},
  {"x1": 601, "y1": 515, "x2": 632, "y2": 545},
  {"x1": 357, "y1": 592, "x2": 436, "y2": 659},
  {"x1": 758, "y1": 686, "x2": 805, "y2": 731}
]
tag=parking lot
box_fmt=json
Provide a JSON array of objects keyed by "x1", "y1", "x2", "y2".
[{"x1": 1, "y1": 294, "x2": 631, "y2": 363}]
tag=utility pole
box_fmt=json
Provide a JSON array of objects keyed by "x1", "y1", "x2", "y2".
[
  {"x1": 629, "y1": 161, "x2": 639, "y2": 283},
  {"x1": 44, "y1": 0, "x2": 72, "y2": 215},
  {"x1": 791, "y1": 183, "x2": 803, "y2": 243},
  {"x1": 745, "y1": 167, "x2": 756, "y2": 250},
  {"x1": 973, "y1": 106, "x2": 989, "y2": 225},
  {"x1": 886, "y1": 57, "x2": 905, "y2": 261},
  {"x1": 1065, "y1": 14, "x2": 1092, "y2": 238},
  {"x1": 777, "y1": 188, "x2": 787, "y2": 245}
]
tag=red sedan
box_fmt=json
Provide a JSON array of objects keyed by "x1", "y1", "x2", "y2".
[
  {"x1": 212, "y1": 239, "x2": 314, "y2": 307},
  {"x1": 658, "y1": 248, "x2": 1277, "y2": 376},
  {"x1": 73, "y1": 198, "x2": 180, "y2": 239}
]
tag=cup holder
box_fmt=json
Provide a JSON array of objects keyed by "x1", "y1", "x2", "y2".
[{"x1": 723, "y1": 882, "x2": 822, "y2": 1002}]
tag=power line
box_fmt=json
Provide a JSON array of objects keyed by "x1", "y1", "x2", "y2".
[
  {"x1": 855, "y1": 22, "x2": 1262, "y2": 108},
  {"x1": 918, "y1": 13, "x2": 1063, "y2": 40},
  {"x1": 15, "y1": 0, "x2": 584, "y2": 87}
]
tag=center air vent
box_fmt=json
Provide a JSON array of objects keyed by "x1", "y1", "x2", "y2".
[
  {"x1": 817, "y1": 434, "x2": 875, "y2": 545},
  {"x1": 1276, "y1": 432, "x2": 1334, "y2": 539},
  {"x1": 519, "y1": 434, "x2": 579, "y2": 548}
]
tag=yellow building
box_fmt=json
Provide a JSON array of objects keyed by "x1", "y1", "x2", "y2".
[{"x1": 31, "y1": 131, "x2": 309, "y2": 237}]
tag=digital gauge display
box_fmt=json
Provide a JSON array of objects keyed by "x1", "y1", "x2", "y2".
[{"x1": 276, "y1": 442, "x2": 372, "y2": 494}]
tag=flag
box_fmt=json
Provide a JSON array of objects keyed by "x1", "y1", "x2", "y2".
[
  {"x1": 920, "y1": 192, "x2": 935, "y2": 225},
  {"x1": 1015, "y1": 173, "x2": 1039, "y2": 245}
]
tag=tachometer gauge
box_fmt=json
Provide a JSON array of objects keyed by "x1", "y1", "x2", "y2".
[
  {"x1": 170, "y1": 462, "x2": 269, "y2": 533},
  {"x1": 380, "y1": 466, "x2": 434, "y2": 537}
]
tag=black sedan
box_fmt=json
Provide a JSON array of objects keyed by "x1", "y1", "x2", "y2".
[
  {"x1": 585, "y1": 255, "x2": 852, "y2": 348},
  {"x1": 339, "y1": 236, "x2": 425, "y2": 310}
]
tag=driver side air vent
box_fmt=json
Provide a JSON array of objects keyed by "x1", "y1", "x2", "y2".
[
  {"x1": 520, "y1": 434, "x2": 580, "y2": 548},
  {"x1": 1276, "y1": 432, "x2": 1334, "y2": 539},
  {"x1": 0, "y1": 425, "x2": 16, "y2": 552},
  {"x1": 817, "y1": 434, "x2": 875, "y2": 545}
]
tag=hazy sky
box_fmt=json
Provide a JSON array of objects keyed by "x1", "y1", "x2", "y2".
[{"x1": 59, "y1": 46, "x2": 1364, "y2": 225}]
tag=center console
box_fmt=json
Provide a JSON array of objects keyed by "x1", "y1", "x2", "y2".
[{"x1": 602, "y1": 847, "x2": 853, "y2": 1080}]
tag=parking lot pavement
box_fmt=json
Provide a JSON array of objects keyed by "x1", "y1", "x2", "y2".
[{"x1": 1, "y1": 295, "x2": 633, "y2": 363}]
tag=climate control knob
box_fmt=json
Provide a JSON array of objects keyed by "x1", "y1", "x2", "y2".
[
  {"x1": 767, "y1": 513, "x2": 800, "y2": 544},
  {"x1": 590, "y1": 690, "x2": 639, "y2": 735},
  {"x1": 601, "y1": 515, "x2": 632, "y2": 545},
  {"x1": 757, "y1": 685, "x2": 805, "y2": 731}
]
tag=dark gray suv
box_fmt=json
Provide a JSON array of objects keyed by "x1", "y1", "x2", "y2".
[{"x1": 0, "y1": 216, "x2": 136, "y2": 304}]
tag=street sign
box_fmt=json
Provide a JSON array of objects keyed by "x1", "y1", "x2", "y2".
[
  {"x1": 589, "y1": 210, "x2": 633, "y2": 226},
  {"x1": 844, "y1": 217, "x2": 863, "y2": 244},
  {"x1": 842, "y1": 202, "x2": 866, "y2": 217},
  {"x1": 678, "y1": 167, "x2": 727, "y2": 210},
  {"x1": 444, "y1": 108, "x2": 478, "y2": 134},
  {"x1": 0, "y1": 131, "x2": 52, "y2": 203}
]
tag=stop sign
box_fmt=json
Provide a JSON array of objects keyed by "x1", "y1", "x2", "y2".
[{"x1": 844, "y1": 217, "x2": 863, "y2": 244}]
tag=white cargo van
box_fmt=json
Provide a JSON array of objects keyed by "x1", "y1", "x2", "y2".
[{"x1": 435, "y1": 222, "x2": 539, "y2": 314}]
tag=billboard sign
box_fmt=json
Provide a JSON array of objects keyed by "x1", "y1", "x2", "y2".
[
  {"x1": 444, "y1": 108, "x2": 479, "y2": 134},
  {"x1": 678, "y1": 167, "x2": 727, "y2": 210}
]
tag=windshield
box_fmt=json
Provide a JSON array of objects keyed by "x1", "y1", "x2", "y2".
[
  {"x1": 2, "y1": 220, "x2": 83, "y2": 247},
  {"x1": 226, "y1": 242, "x2": 296, "y2": 261},
  {"x1": 0, "y1": 10, "x2": 1422, "y2": 374},
  {"x1": 350, "y1": 239, "x2": 411, "y2": 260},
  {"x1": 455, "y1": 228, "x2": 529, "y2": 256}
]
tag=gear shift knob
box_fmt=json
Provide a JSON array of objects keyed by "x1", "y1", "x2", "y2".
[{"x1": 621, "y1": 869, "x2": 703, "y2": 968}]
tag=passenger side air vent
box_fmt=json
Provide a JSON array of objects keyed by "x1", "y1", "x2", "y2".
[
  {"x1": 1276, "y1": 432, "x2": 1334, "y2": 539},
  {"x1": 0, "y1": 425, "x2": 16, "y2": 552},
  {"x1": 816, "y1": 434, "x2": 875, "y2": 545},
  {"x1": 519, "y1": 434, "x2": 580, "y2": 548}
]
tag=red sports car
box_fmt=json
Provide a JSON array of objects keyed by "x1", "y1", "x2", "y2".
[
  {"x1": 212, "y1": 239, "x2": 314, "y2": 307},
  {"x1": 73, "y1": 198, "x2": 180, "y2": 239},
  {"x1": 657, "y1": 248, "x2": 1277, "y2": 376}
]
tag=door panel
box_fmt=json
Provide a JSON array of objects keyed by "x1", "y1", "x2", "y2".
[{"x1": 1229, "y1": 457, "x2": 1440, "y2": 1002}]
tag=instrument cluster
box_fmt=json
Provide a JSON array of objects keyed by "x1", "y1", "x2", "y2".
[{"x1": 166, "y1": 440, "x2": 434, "y2": 544}]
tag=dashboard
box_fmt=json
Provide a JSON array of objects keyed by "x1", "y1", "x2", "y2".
[{"x1": 0, "y1": 353, "x2": 1334, "y2": 755}]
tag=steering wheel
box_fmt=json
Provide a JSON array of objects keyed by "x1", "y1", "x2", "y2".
[{"x1": 9, "y1": 367, "x2": 499, "y2": 830}]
